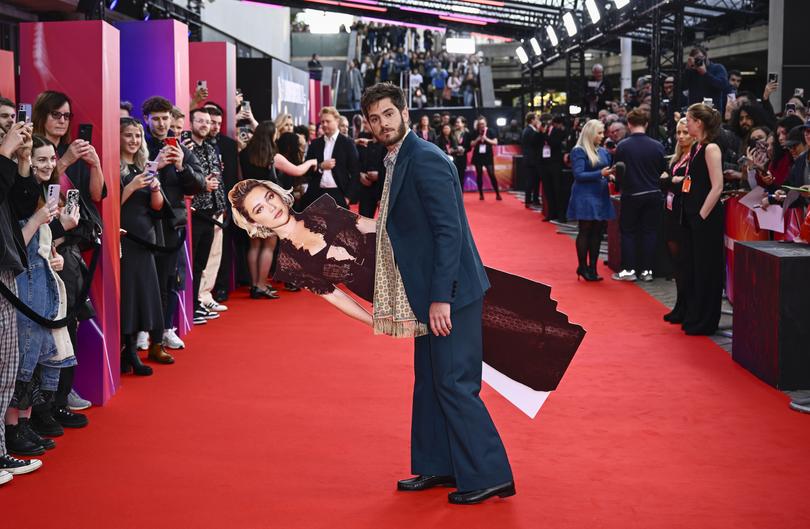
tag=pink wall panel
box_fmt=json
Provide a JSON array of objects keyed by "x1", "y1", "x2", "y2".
[
  {"x1": 19, "y1": 21, "x2": 121, "y2": 404},
  {"x1": 0, "y1": 50, "x2": 15, "y2": 102},
  {"x1": 190, "y1": 41, "x2": 237, "y2": 136}
]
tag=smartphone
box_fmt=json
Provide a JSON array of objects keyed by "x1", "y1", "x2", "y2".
[
  {"x1": 78, "y1": 123, "x2": 93, "y2": 143},
  {"x1": 242, "y1": 100, "x2": 251, "y2": 113},
  {"x1": 702, "y1": 97, "x2": 714, "y2": 108},
  {"x1": 145, "y1": 160, "x2": 159, "y2": 182},
  {"x1": 768, "y1": 72, "x2": 778, "y2": 84},
  {"x1": 197, "y1": 80, "x2": 207, "y2": 90},
  {"x1": 727, "y1": 93, "x2": 736, "y2": 103},
  {"x1": 180, "y1": 130, "x2": 192, "y2": 143},
  {"x1": 164, "y1": 137, "x2": 178, "y2": 148},
  {"x1": 795, "y1": 88, "x2": 805, "y2": 99},
  {"x1": 17, "y1": 103, "x2": 32, "y2": 124},
  {"x1": 46, "y1": 184, "x2": 60, "y2": 209},
  {"x1": 65, "y1": 189, "x2": 80, "y2": 217}
]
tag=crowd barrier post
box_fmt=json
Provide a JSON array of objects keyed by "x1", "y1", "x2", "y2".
[
  {"x1": 0, "y1": 50, "x2": 15, "y2": 101},
  {"x1": 190, "y1": 41, "x2": 237, "y2": 136},
  {"x1": 19, "y1": 20, "x2": 122, "y2": 404}
]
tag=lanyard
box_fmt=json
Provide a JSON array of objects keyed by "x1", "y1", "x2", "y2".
[
  {"x1": 684, "y1": 143, "x2": 704, "y2": 180},
  {"x1": 671, "y1": 152, "x2": 690, "y2": 175}
]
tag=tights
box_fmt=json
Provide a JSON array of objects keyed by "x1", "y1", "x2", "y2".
[{"x1": 576, "y1": 220, "x2": 606, "y2": 269}]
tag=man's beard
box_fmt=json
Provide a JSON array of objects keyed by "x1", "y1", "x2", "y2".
[{"x1": 377, "y1": 115, "x2": 408, "y2": 147}]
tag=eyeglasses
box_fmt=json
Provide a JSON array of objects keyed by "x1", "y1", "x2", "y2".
[
  {"x1": 49, "y1": 111, "x2": 74, "y2": 121},
  {"x1": 193, "y1": 119, "x2": 212, "y2": 125}
]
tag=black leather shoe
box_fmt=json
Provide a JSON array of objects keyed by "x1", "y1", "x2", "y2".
[
  {"x1": 397, "y1": 475, "x2": 456, "y2": 491},
  {"x1": 448, "y1": 481, "x2": 515, "y2": 505},
  {"x1": 53, "y1": 406, "x2": 88, "y2": 428}
]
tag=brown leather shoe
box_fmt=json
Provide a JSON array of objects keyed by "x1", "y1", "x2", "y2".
[{"x1": 147, "y1": 343, "x2": 175, "y2": 364}]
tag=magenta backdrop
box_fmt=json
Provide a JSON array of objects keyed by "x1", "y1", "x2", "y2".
[{"x1": 19, "y1": 21, "x2": 122, "y2": 404}]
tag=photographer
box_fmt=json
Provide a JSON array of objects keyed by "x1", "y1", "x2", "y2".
[
  {"x1": 539, "y1": 114, "x2": 567, "y2": 221},
  {"x1": 683, "y1": 46, "x2": 731, "y2": 113},
  {"x1": 33, "y1": 90, "x2": 105, "y2": 428},
  {"x1": 142, "y1": 96, "x2": 205, "y2": 359},
  {"x1": 584, "y1": 64, "x2": 612, "y2": 116},
  {"x1": 0, "y1": 122, "x2": 45, "y2": 478}
]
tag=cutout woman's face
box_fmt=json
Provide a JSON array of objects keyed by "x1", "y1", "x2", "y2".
[{"x1": 245, "y1": 186, "x2": 290, "y2": 230}]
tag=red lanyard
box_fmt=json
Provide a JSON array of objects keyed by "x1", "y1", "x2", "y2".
[{"x1": 671, "y1": 152, "x2": 690, "y2": 175}]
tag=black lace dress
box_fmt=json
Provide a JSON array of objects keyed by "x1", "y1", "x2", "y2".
[{"x1": 273, "y1": 194, "x2": 376, "y2": 302}]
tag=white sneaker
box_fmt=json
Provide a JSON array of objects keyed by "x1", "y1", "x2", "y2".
[
  {"x1": 163, "y1": 327, "x2": 185, "y2": 349},
  {"x1": 203, "y1": 300, "x2": 228, "y2": 312},
  {"x1": 0, "y1": 470, "x2": 12, "y2": 485},
  {"x1": 0, "y1": 454, "x2": 43, "y2": 475},
  {"x1": 136, "y1": 331, "x2": 149, "y2": 350},
  {"x1": 611, "y1": 269, "x2": 637, "y2": 282},
  {"x1": 640, "y1": 270, "x2": 654, "y2": 282}
]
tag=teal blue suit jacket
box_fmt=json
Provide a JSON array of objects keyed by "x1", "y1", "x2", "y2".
[{"x1": 385, "y1": 131, "x2": 490, "y2": 322}]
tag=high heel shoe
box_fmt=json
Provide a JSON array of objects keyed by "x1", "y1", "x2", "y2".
[
  {"x1": 588, "y1": 265, "x2": 604, "y2": 281},
  {"x1": 576, "y1": 266, "x2": 599, "y2": 282},
  {"x1": 121, "y1": 346, "x2": 153, "y2": 376},
  {"x1": 250, "y1": 286, "x2": 280, "y2": 299}
]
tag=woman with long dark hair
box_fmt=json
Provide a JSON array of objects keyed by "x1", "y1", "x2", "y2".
[
  {"x1": 680, "y1": 103, "x2": 725, "y2": 335},
  {"x1": 660, "y1": 118, "x2": 693, "y2": 323},
  {"x1": 239, "y1": 121, "x2": 317, "y2": 299},
  {"x1": 566, "y1": 119, "x2": 614, "y2": 281}
]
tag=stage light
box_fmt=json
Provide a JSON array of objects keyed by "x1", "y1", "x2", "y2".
[
  {"x1": 562, "y1": 12, "x2": 578, "y2": 37},
  {"x1": 496, "y1": 117, "x2": 507, "y2": 127},
  {"x1": 447, "y1": 37, "x2": 476, "y2": 54},
  {"x1": 585, "y1": 0, "x2": 601, "y2": 23},
  {"x1": 612, "y1": 0, "x2": 631, "y2": 9},
  {"x1": 546, "y1": 26, "x2": 559, "y2": 47},
  {"x1": 109, "y1": 0, "x2": 119, "y2": 9},
  {"x1": 569, "y1": 105, "x2": 582, "y2": 115},
  {"x1": 516, "y1": 46, "x2": 529, "y2": 65},
  {"x1": 530, "y1": 37, "x2": 541, "y2": 56}
]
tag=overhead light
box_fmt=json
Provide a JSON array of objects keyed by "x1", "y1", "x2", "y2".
[
  {"x1": 569, "y1": 105, "x2": 582, "y2": 115},
  {"x1": 562, "y1": 12, "x2": 578, "y2": 37},
  {"x1": 496, "y1": 117, "x2": 507, "y2": 127},
  {"x1": 585, "y1": 0, "x2": 601, "y2": 23},
  {"x1": 612, "y1": 0, "x2": 631, "y2": 9},
  {"x1": 530, "y1": 37, "x2": 541, "y2": 55},
  {"x1": 516, "y1": 46, "x2": 529, "y2": 64},
  {"x1": 446, "y1": 37, "x2": 476, "y2": 55},
  {"x1": 546, "y1": 26, "x2": 559, "y2": 47}
]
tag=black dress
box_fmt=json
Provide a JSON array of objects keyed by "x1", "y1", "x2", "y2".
[
  {"x1": 661, "y1": 156, "x2": 688, "y2": 321},
  {"x1": 272, "y1": 194, "x2": 375, "y2": 302},
  {"x1": 120, "y1": 165, "x2": 163, "y2": 335},
  {"x1": 680, "y1": 143, "x2": 724, "y2": 335}
]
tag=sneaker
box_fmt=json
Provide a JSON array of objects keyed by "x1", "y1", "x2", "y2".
[
  {"x1": 611, "y1": 269, "x2": 637, "y2": 282},
  {"x1": 30, "y1": 406, "x2": 64, "y2": 438},
  {"x1": 194, "y1": 308, "x2": 219, "y2": 321},
  {"x1": 4, "y1": 424, "x2": 45, "y2": 456},
  {"x1": 0, "y1": 454, "x2": 43, "y2": 475},
  {"x1": 789, "y1": 401, "x2": 810, "y2": 414},
  {"x1": 192, "y1": 315, "x2": 208, "y2": 326},
  {"x1": 163, "y1": 328, "x2": 185, "y2": 349},
  {"x1": 53, "y1": 406, "x2": 88, "y2": 428},
  {"x1": 67, "y1": 389, "x2": 91, "y2": 411},
  {"x1": 18, "y1": 418, "x2": 55, "y2": 451},
  {"x1": 136, "y1": 331, "x2": 149, "y2": 350},
  {"x1": 0, "y1": 470, "x2": 12, "y2": 485},
  {"x1": 202, "y1": 300, "x2": 228, "y2": 312},
  {"x1": 202, "y1": 308, "x2": 220, "y2": 320},
  {"x1": 640, "y1": 270, "x2": 654, "y2": 282}
]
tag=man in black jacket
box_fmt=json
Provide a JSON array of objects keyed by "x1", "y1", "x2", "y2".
[
  {"x1": 303, "y1": 106, "x2": 360, "y2": 208},
  {"x1": 538, "y1": 114, "x2": 567, "y2": 221},
  {"x1": 142, "y1": 96, "x2": 205, "y2": 362},
  {"x1": 520, "y1": 112, "x2": 541, "y2": 207}
]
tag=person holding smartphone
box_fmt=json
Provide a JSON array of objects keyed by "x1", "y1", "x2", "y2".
[
  {"x1": 32, "y1": 90, "x2": 105, "y2": 429},
  {"x1": 141, "y1": 96, "x2": 205, "y2": 355}
]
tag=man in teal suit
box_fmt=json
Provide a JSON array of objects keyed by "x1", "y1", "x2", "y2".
[{"x1": 361, "y1": 83, "x2": 514, "y2": 505}]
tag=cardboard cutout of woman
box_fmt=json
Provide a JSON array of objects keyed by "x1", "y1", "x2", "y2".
[{"x1": 229, "y1": 179, "x2": 585, "y2": 393}]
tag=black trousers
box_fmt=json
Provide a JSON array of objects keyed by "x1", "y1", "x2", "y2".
[
  {"x1": 523, "y1": 162, "x2": 540, "y2": 205},
  {"x1": 474, "y1": 163, "x2": 500, "y2": 197},
  {"x1": 680, "y1": 207, "x2": 725, "y2": 335},
  {"x1": 453, "y1": 156, "x2": 467, "y2": 190},
  {"x1": 540, "y1": 161, "x2": 563, "y2": 220},
  {"x1": 620, "y1": 192, "x2": 664, "y2": 272},
  {"x1": 191, "y1": 214, "x2": 216, "y2": 312},
  {"x1": 154, "y1": 227, "x2": 183, "y2": 328},
  {"x1": 412, "y1": 298, "x2": 513, "y2": 492},
  {"x1": 357, "y1": 185, "x2": 379, "y2": 218}
]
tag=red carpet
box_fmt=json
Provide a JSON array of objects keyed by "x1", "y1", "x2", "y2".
[{"x1": 5, "y1": 193, "x2": 810, "y2": 529}]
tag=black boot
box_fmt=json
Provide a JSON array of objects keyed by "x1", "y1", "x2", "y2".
[
  {"x1": 53, "y1": 406, "x2": 88, "y2": 429},
  {"x1": 30, "y1": 391, "x2": 64, "y2": 438},
  {"x1": 18, "y1": 418, "x2": 55, "y2": 450},
  {"x1": 121, "y1": 342, "x2": 153, "y2": 376},
  {"x1": 5, "y1": 423, "x2": 46, "y2": 456}
]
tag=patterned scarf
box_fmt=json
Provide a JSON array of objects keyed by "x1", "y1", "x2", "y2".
[{"x1": 373, "y1": 133, "x2": 428, "y2": 338}]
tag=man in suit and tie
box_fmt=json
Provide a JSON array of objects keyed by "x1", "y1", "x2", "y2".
[
  {"x1": 521, "y1": 112, "x2": 541, "y2": 208},
  {"x1": 361, "y1": 83, "x2": 514, "y2": 505},
  {"x1": 303, "y1": 106, "x2": 360, "y2": 209}
]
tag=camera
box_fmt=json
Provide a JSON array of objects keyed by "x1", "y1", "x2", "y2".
[
  {"x1": 605, "y1": 139, "x2": 616, "y2": 149},
  {"x1": 694, "y1": 57, "x2": 704, "y2": 68}
]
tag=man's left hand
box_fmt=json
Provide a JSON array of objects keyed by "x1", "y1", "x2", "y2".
[{"x1": 429, "y1": 302, "x2": 452, "y2": 337}]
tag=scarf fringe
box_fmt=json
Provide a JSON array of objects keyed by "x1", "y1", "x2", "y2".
[{"x1": 373, "y1": 317, "x2": 429, "y2": 338}]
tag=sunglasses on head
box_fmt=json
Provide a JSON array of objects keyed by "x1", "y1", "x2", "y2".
[{"x1": 49, "y1": 111, "x2": 73, "y2": 121}]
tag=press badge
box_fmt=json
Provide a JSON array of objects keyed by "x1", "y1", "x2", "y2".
[
  {"x1": 479, "y1": 144, "x2": 487, "y2": 154},
  {"x1": 682, "y1": 177, "x2": 692, "y2": 193},
  {"x1": 542, "y1": 145, "x2": 552, "y2": 158},
  {"x1": 666, "y1": 192, "x2": 675, "y2": 211}
]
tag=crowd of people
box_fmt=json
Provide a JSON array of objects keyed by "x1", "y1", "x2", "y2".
[{"x1": 522, "y1": 45, "x2": 810, "y2": 352}]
